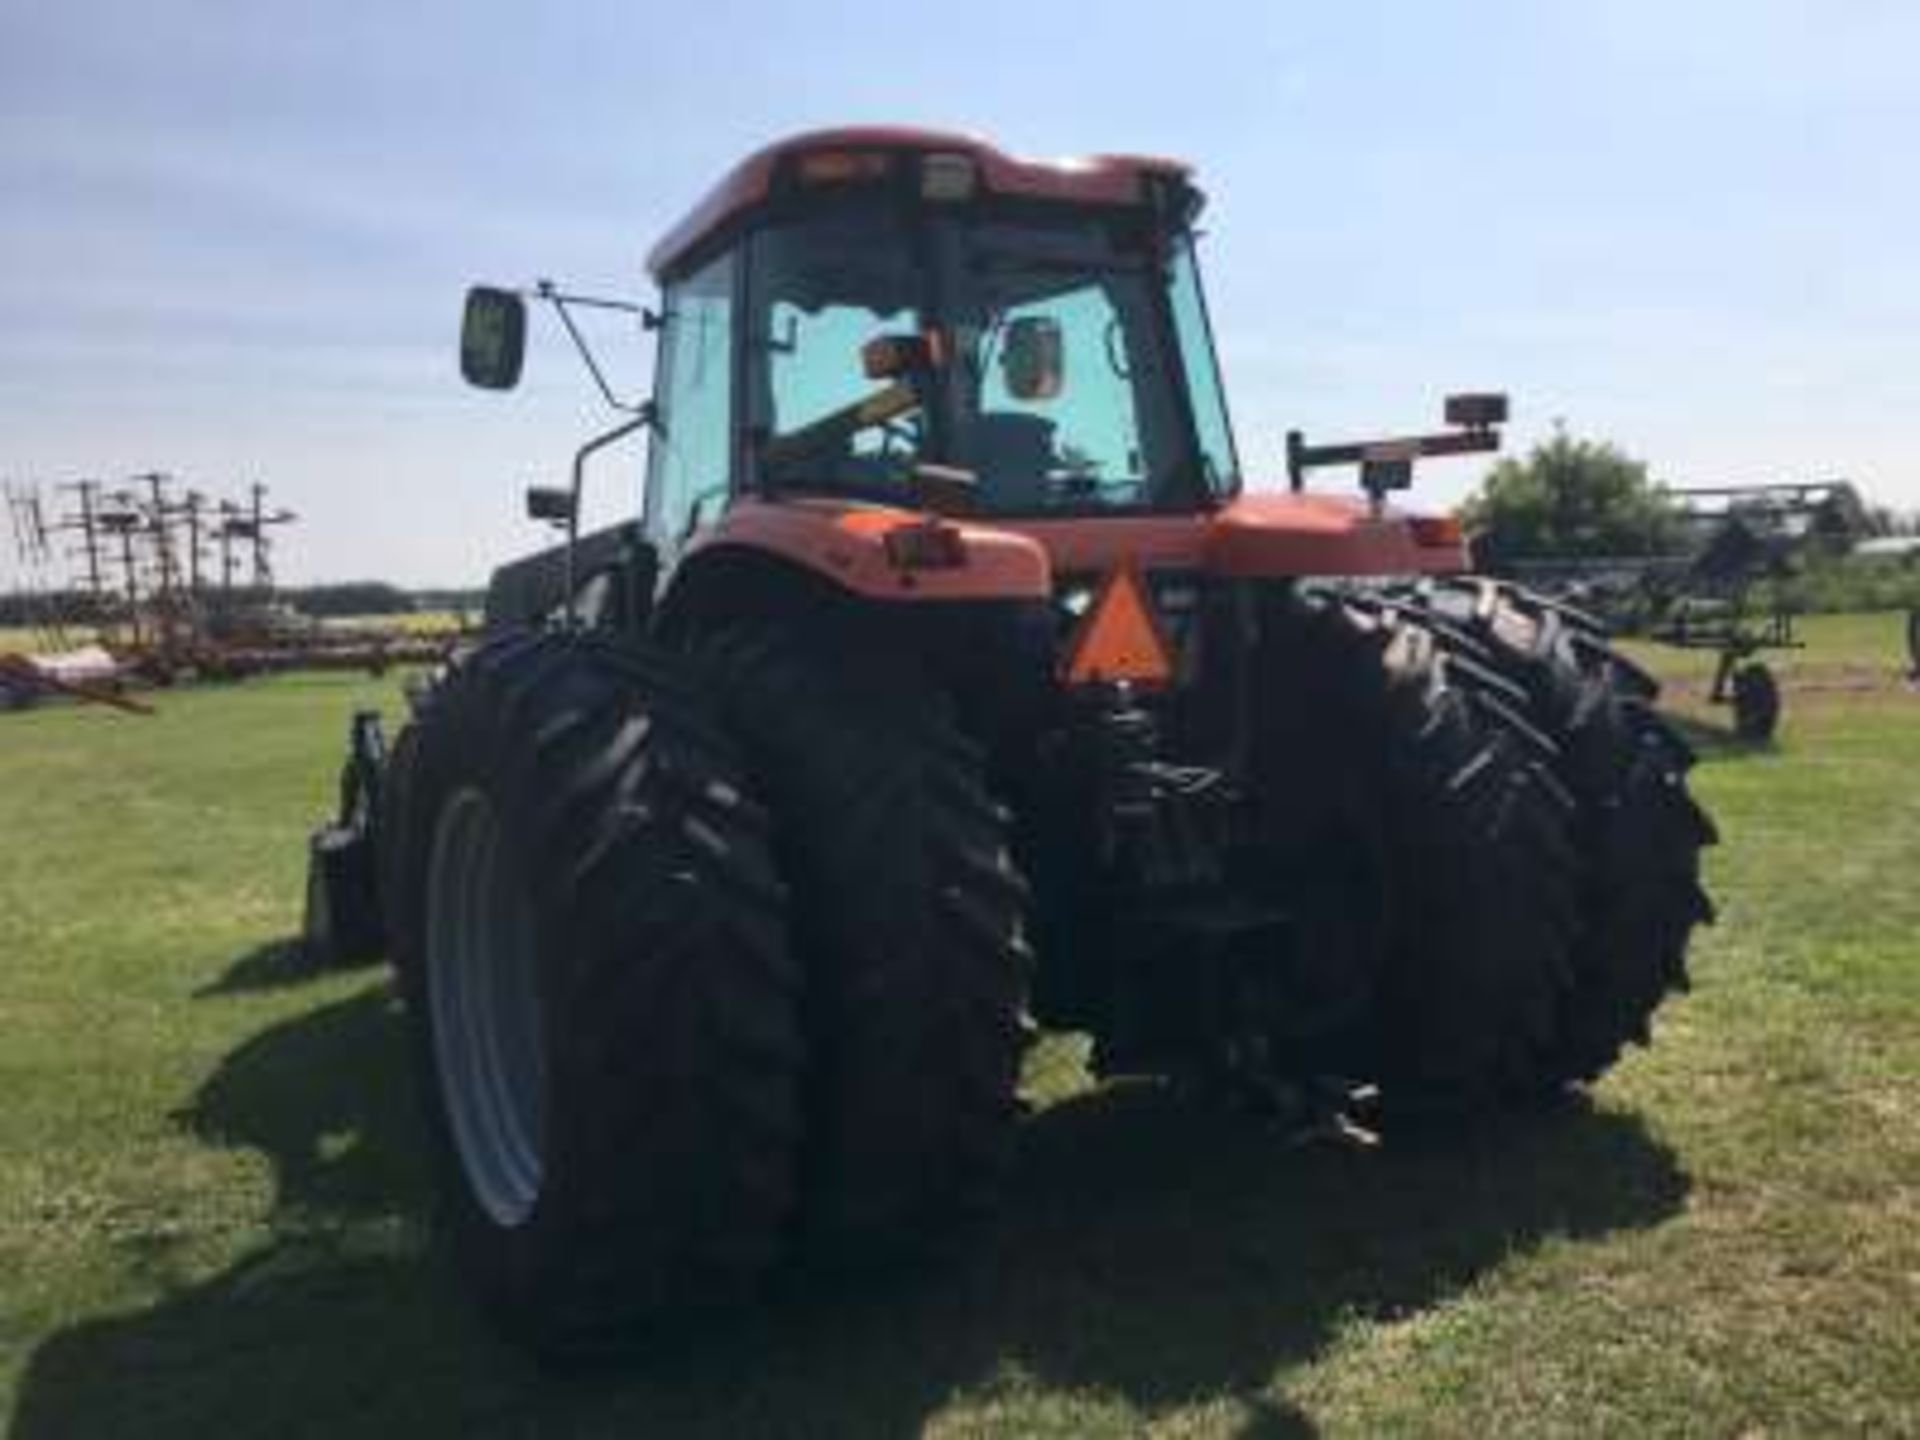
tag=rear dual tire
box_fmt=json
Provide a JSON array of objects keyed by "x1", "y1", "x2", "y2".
[
  {"x1": 1254, "y1": 578, "x2": 1714, "y2": 1106},
  {"x1": 697, "y1": 619, "x2": 1030, "y2": 1263},
  {"x1": 1254, "y1": 587, "x2": 1581, "y2": 1106},
  {"x1": 388, "y1": 622, "x2": 1026, "y2": 1355},
  {"x1": 1383, "y1": 577, "x2": 1717, "y2": 1085},
  {"x1": 387, "y1": 632, "x2": 804, "y2": 1359}
]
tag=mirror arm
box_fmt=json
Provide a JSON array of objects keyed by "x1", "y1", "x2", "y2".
[
  {"x1": 561, "y1": 406, "x2": 655, "y2": 629},
  {"x1": 533, "y1": 279, "x2": 650, "y2": 415}
]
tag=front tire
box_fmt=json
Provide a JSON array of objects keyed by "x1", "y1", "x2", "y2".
[{"x1": 388, "y1": 631, "x2": 804, "y2": 1358}]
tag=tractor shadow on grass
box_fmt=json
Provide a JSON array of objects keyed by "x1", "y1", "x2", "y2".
[
  {"x1": 192, "y1": 935, "x2": 320, "y2": 997},
  {"x1": 11, "y1": 978, "x2": 1689, "y2": 1440},
  {"x1": 1664, "y1": 709, "x2": 1779, "y2": 764}
]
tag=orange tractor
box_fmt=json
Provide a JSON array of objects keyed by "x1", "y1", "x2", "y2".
[{"x1": 307, "y1": 128, "x2": 1714, "y2": 1356}]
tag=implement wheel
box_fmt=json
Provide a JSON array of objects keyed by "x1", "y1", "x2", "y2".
[
  {"x1": 700, "y1": 618, "x2": 1029, "y2": 1262},
  {"x1": 1731, "y1": 661, "x2": 1780, "y2": 742},
  {"x1": 387, "y1": 631, "x2": 803, "y2": 1358}
]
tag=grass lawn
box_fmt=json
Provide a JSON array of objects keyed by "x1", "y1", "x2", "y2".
[{"x1": 3, "y1": 618, "x2": 1918, "y2": 1437}]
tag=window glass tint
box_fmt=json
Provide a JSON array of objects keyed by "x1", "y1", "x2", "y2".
[
  {"x1": 954, "y1": 218, "x2": 1183, "y2": 513},
  {"x1": 1166, "y1": 237, "x2": 1239, "y2": 495},
  {"x1": 750, "y1": 214, "x2": 923, "y2": 495},
  {"x1": 646, "y1": 253, "x2": 734, "y2": 544},
  {"x1": 969, "y1": 281, "x2": 1151, "y2": 509}
]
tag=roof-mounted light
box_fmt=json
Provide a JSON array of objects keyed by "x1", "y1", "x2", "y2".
[
  {"x1": 921, "y1": 152, "x2": 977, "y2": 202},
  {"x1": 795, "y1": 150, "x2": 892, "y2": 186}
]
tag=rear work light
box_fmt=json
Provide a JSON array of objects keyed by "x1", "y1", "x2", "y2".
[
  {"x1": 796, "y1": 150, "x2": 892, "y2": 186},
  {"x1": 1409, "y1": 514, "x2": 1465, "y2": 548},
  {"x1": 883, "y1": 519, "x2": 968, "y2": 571},
  {"x1": 921, "y1": 152, "x2": 978, "y2": 202}
]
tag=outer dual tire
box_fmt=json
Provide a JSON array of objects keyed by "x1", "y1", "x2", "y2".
[
  {"x1": 386, "y1": 621, "x2": 1028, "y2": 1357},
  {"x1": 385, "y1": 631, "x2": 804, "y2": 1360}
]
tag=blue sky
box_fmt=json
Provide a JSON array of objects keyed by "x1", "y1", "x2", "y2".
[{"x1": 3, "y1": 1, "x2": 1916, "y2": 585}]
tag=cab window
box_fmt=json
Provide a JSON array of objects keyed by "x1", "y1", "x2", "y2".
[{"x1": 646, "y1": 252, "x2": 735, "y2": 545}]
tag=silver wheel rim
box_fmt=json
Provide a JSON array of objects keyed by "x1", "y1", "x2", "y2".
[{"x1": 426, "y1": 786, "x2": 548, "y2": 1227}]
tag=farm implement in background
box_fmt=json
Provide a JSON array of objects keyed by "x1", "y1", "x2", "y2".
[
  {"x1": 1509, "y1": 480, "x2": 1874, "y2": 740},
  {"x1": 0, "y1": 649, "x2": 154, "y2": 715},
  {"x1": 2, "y1": 473, "x2": 463, "y2": 710}
]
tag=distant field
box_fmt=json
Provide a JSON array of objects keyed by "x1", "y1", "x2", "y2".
[
  {"x1": 2, "y1": 620, "x2": 1918, "y2": 1437},
  {"x1": 317, "y1": 609, "x2": 469, "y2": 637},
  {"x1": 0, "y1": 611, "x2": 471, "y2": 657}
]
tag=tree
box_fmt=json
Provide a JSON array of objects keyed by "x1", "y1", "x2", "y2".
[
  {"x1": 287, "y1": 581, "x2": 415, "y2": 618},
  {"x1": 1461, "y1": 428, "x2": 1679, "y2": 565}
]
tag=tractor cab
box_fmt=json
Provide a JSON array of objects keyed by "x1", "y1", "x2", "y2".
[
  {"x1": 461, "y1": 128, "x2": 1502, "y2": 630},
  {"x1": 642, "y1": 135, "x2": 1239, "y2": 529}
]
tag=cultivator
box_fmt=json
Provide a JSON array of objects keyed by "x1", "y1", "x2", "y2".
[
  {"x1": 2, "y1": 472, "x2": 460, "y2": 708},
  {"x1": 307, "y1": 126, "x2": 1715, "y2": 1358}
]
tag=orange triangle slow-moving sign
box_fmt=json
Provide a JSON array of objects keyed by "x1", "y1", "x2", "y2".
[{"x1": 1061, "y1": 564, "x2": 1175, "y2": 687}]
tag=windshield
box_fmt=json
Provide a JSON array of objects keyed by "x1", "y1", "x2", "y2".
[{"x1": 744, "y1": 203, "x2": 1233, "y2": 513}]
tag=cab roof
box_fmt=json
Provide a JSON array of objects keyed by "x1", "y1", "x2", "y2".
[{"x1": 645, "y1": 125, "x2": 1193, "y2": 280}]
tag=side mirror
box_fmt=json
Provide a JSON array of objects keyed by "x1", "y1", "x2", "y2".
[
  {"x1": 525, "y1": 486, "x2": 576, "y2": 526},
  {"x1": 1001, "y1": 316, "x2": 1065, "y2": 401},
  {"x1": 461, "y1": 286, "x2": 527, "y2": 390}
]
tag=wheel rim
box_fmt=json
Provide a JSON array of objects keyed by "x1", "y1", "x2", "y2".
[{"x1": 426, "y1": 786, "x2": 548, "y2": 1227}]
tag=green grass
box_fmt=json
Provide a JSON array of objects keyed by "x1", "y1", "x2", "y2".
[
  {"x1": 3, "y1": 629, "x2": 1919, "y2": 1438},
  {"x1": 0, "y1": 626, "x2": 54, "y2": 656},
  {"x1": 1616, "y1": 608, "x2": 1917, "y2": 688}
]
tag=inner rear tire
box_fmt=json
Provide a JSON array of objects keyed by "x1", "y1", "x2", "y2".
[
  {"x1": 388, "y1": 631, "x2": 803, "y2": 1359},
  {"x1": 698, "y1": 618, "x2": 1030, "y2": 1263}
]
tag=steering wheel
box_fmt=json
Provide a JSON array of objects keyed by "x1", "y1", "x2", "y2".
[{"x1": 1043, "y1": 468, "x2": 1143, "y2": 505}]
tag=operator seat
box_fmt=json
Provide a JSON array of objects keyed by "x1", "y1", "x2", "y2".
[{"x1": 969, "y1": 413, "x2": 1058, "y2": 511}]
